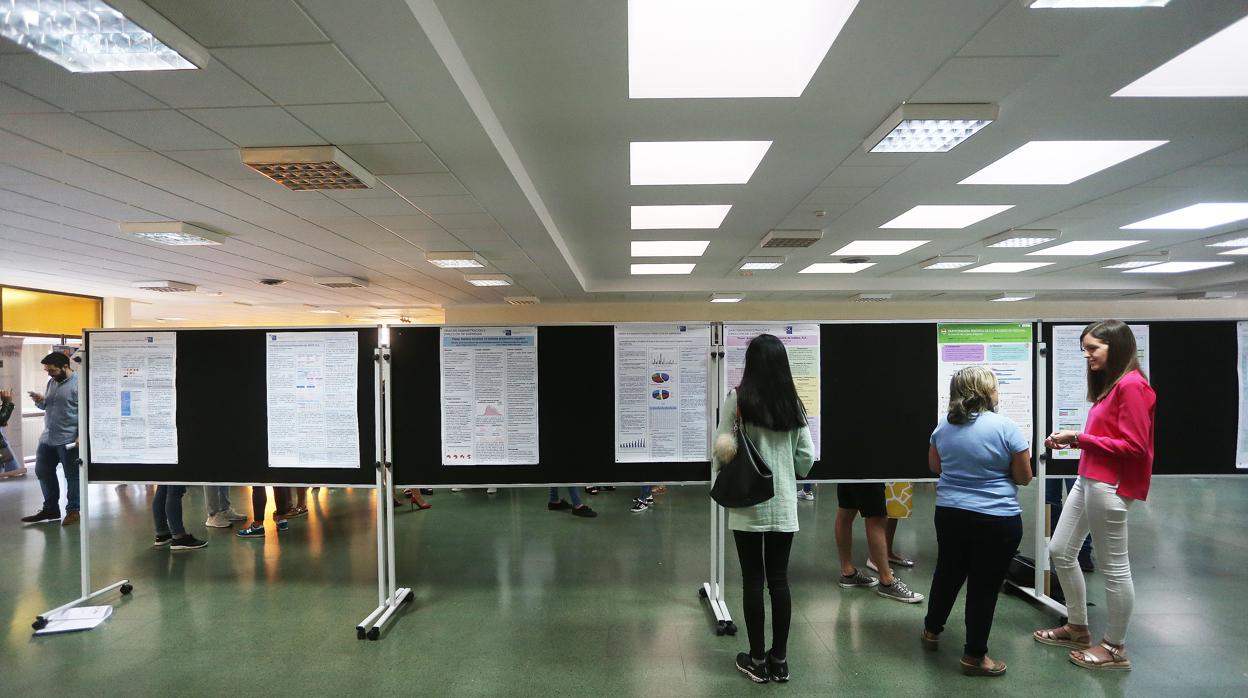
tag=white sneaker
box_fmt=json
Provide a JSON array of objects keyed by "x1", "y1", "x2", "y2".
[
  {"x1": 224, "y1": 508, "x2": 248, "y2": 522},
  {"x1": 204, "y1": 512, "x2": 232, "y2": 528},
  {"x1": 451, "y1": 487, "x2": 464, "y2": 493},
  {"x1": 486, "y1": 487, "x2": 498, "y2": 495},
  {"x1": 797, "y1": 490, "x2": 815, "y2": 501}
]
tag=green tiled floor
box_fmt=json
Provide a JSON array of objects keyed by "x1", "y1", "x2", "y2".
[{"x1": 2, "y1": 477, "x2": 1246, "y2": 696}]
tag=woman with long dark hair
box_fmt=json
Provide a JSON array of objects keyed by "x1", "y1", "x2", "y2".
[
  {"x1": 712, "y1": 334, "x2": 814, "y2": 684},
  {"x1": 1034, "y1": 320, "x2": 1155, "y2": 671}
]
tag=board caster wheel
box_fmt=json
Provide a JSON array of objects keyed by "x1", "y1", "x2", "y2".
[
  {"x1": 698, "y1": 587, "x2": 708, "y2": 598},
  {"x1": 357, "y1": 626, "x2": 366, "y2": 640},
  {"x1": 404, "y1": 591, "x2": 414, "y2": 604},
  {"x1": 367, "y1": 627, "x2": 380, "y2": 641},
  {"x1": 715, "y1": 620, "x2": 727, "y2": 636},
  {"x1": 120, "y1": 584, "x2": 133, "y2": 595},
  {"x1": 725, "y1": 621, "x2": 738, "y2": 636},
  {"x1": 32, "y1": 618, "x2": 47, "y2": 630}
]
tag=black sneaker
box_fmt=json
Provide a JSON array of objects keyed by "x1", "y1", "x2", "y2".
[
  {"x1": 571, "y1": 505, "x2": 597, "y2": 518},
  {"x1": 735, "y1": 653, "x2": 769, "y2": 683},
  {"x1": 548, "y1": 499, "x2": 572, "y2": 511},
  {"x1": 584, "y1": 486, "x2": 600, "y2": 495},
  {"x1": 21, "y1": 509, "x2": 60, "y2": 524},
  {"x1": 170, "y1": 534, "x2": 208, "y2": 551},
  {"x1": 767, "y1": 652, "x2": 790, "y2": 683},
  {"x1": 153, "y1": 534, "x2": 173, "y2": 547}
]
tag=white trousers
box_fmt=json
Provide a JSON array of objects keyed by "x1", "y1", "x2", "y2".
[{"x1": 1049, "y1": 476, "x2": 1135, "y2": 645}]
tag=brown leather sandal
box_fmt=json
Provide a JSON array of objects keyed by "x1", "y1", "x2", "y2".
[
  {"x1": 1033, "y1": 625, "x2": 1092, "y2": 649},
  {"x1": 960, "y1": 655, "x2": 1006, "y2": 677},
  {"x1": 1070, "y1": 642, "x2": 1131, "y2": 671}
]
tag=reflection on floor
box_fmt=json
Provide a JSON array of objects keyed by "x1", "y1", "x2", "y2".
[{"x1": 1, "y1": 477, "x2": 1245, "y2": 696}]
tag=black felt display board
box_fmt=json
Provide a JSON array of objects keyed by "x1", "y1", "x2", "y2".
[
  {"x1": 1043, "y1": 321, "x2": 1243, "y2": 477},
  {"x1": 389, "y1": 325, "x2": 711, "y2": 487},
  {"x1": 85, "y1": 327, "x2": 378, "y2": 486}
]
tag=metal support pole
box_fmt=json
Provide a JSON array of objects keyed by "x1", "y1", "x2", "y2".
[{"x1": 357, "y1": 347, "x2": 389, "y2": 639}]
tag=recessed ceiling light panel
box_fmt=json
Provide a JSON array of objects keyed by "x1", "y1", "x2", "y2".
[
  {"x1": 853, "y1": 293, "x2": 892, "y2": 302},
  {"x1": 864, "y1": 103, "x2": 997, "y2": 153},
  {"x1": 1217, "y1": 248, "x2": 1248, "y2": 256},
  {"x1": 832, "y1": 240, "x2": 929, "y2": 256},
  {"x1": 881, "y1": 205, "x2": 1014, "y2": 229},
  {"x1": 1123, "y1": 203, "x2": 1248, "y2": 230},
  {"x1": 960, "y1": 141, "x2": 1166, "y2": 185},
  {"x1": 1030, "y1": 1, "x2": 1170, "y2": 8},
  {"x1": 710, "y1": 293, "x2": 742, "y2": 303},
  {"x1": 920, "y1": 255, "x2": 978, "y2": 270},
  {"x1": 242, "y1": 146, "x2": 376, "y2": 191},
  {"x1": 630, "y1": 141, "x2": 772, "y2": 185},
  {"x1": 1101, "y1": 253, "x2": 1169, "y2": 269},
  {"x1": 121, "y1": 221, "x2": 226, "y2": 246},
  {"x1": 1114, "y1": 15, "x2": 1248, "y2": 97},
  {"x1": 426, "y1": 251, "x2": 486, "y2": 268},
  {"x1": 739, "y1": 256, "x2": 786, "y2": 270},
  {"x1": 631, "y1": 205, "x2": 731, "y2": 230},
  {"x1": 465, "y1": 274, "x2": 514, "y2": 286},
  {"x1": 984, "y1": 230, "x2": 1060, "y2": 248},
  {"x1": 631, "y1": 263, "x2": 696, "y2": 275},
  {"x1": 964, "y1": 262, "x2": 1054, "y2": 273},
  {"x1": 989, "y1": 293, "x2": 1035, "y2": 302},
  {"x1": 798, "y1": 262, "x2": 876, "y2": 274},
  {"x1": 1122, "y1": 261, "x2": 1234, "y2": 274},
  {"x1": 1027, "y1": 240, "x2": 1146, "y2": 256},
  {"x1": 630, "y1": 240, "x2": 710, "y2": 257},
  {"x1": 1207, "y1": 235, "x2": 1248, "y2": 248}
]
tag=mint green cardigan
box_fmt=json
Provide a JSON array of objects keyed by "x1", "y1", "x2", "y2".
[{"x1": 712, "y1": 391, "x2": 815, "y2": 533}]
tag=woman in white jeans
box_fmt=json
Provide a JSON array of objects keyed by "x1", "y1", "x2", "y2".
[{"x1": 1034, "y1": 320, "x2": 1155, "y2": 671}]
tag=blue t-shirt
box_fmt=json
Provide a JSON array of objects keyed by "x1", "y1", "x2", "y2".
[{"x1": 930, "y1": 411, "x2": 1028, "y2": 517}]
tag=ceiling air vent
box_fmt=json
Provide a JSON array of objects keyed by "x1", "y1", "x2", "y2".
[
  {"x1": 257, "y1": 278, "x2": 287, "y2": 286},
  {"x1": 315, "y1": 276, "x2": 369, "y2": 289},
  {"x1": 132, "y1": 280, "x2": 197, "y2": 293},
  {"x1": 760, "y1": 229, "x2": 822, "y2": 248},
  {"x1": 504, "y1": 296, "x2": 540, "y2": 305},
  {"x1": 241, "y1": 146, "x2": 376, "y2": 191}
]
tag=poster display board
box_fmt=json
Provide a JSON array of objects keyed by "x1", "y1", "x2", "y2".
[
  {"x1": 614, "y1": 324, "x2": 710, "y2": 462},
  {"x1": 440, "y1": 327, "x2": 539, "y2": 466},
  {"x1": 1050, "y1": 324, "x2": 1149, "y2": 459},
  {"x1": 266, "y1": 331, "x2": 360, "y2": 468},
  {"x1": 936, "y1": 323, "x2": 1034, "y2": 442},
  {"x1": 723, "y1": 323, "x2": 821, "y2": 458},
  {"x1": 1238, "y1": 321, "x2": 1248, "y2": 470},
  {"x1": 87, "y1": 332, "x2": 178, "y2": 464}
]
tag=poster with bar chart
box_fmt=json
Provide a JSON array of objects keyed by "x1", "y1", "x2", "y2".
[{"x1": 614, "y1": 324, "x2": 711, "y2": 462}]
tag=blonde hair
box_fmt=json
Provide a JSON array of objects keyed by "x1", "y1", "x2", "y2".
[{"x1": 947, "y1": 366, "x2": 998, "y2": 425}]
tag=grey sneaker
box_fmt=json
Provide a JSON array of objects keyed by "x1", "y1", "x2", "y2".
[
  {"x1": 839, "y1": 569, "x2": 878, "y2": 588},
  {"x1": 877, "y1": 577, "x2": 924, "y2": 603}
]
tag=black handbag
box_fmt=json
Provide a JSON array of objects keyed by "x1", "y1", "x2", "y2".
[{"x1": 709, "y1": 404, "x2": 774, "y2": 508}]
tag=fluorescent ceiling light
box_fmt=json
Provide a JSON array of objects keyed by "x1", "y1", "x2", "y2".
[
  {"x1": 631, "y1": 263, "x2": 696, "y2": 275},
  {"x1": 464, "y1": 274, "x2": 513, "y2": 287},
  {"x1": 984, "y1": 230, "x2": 1060, "y2": 248},
  {"x1": 1027, "y1": 240, "x2": 1146, "y2": 256},
  {"x1": 121, "y1": 221, "x2": 226, "y2": 246},
  {"x1": 1177, "y1": 291, "x2": 1236, "y2": 300},
  {"x1": 989, "y1": 293, "x2": 1035, "y2": 302},
  {"x1": 631, "y1": 205, "x2": 731, "y2": 230},
  {"x1": 739, "y1": 256, "x2": 785, "y2": 270},
  {"x1": 964, "y1": 262, "x2": 1054, "y2": 273},
  {"x1": 1122, "y1": 203, "x2": 1248, "y2": 230},
  {"x1": 0, "y1": 0, "x2": 208, "y2": 72},
  {"x1": 1123, "y1": 261, "x2": 1234, "y2": 274},
  {"x1": 155, "y1": 317, "x2": 188, "y2": 322},
  {"x1": 309, "y1": 309, "x2": 340, "y2": 314},
  {"x1": 960, "y1": 141, "x2": 1166, "y2": 185},
  {"x1": 1207, "y1": 235, "x2": 1248, "y2": 248},
  {"x1": 1101, "y1": 253, "x2": 1169, "y2": 269},
  {"x1": 710, "y1": 293, "x2": 742, "y2": 303},
  {"x1": 242, "y1": 146, "x2": 375, "y2": 191},
  {"x1": 426, "y1": 251, "x2": 486, "y2": 268},
  {"x1": 1114, "y1": 15, "x2": 1248, "y2": 97},
  {"x1": 920, "y1": 255, "x2": 978, "y2": 270},
  {"x1": 864, "y1": 103, "x2": 997, "y2": 153},
  {"x1": 628, "y1": 0, "x2": 860, "y2": 98},
  {"x1": 798, "y1": 262, "x2": 876, "y2": 274},
  {"x1": 832, "y1": 240, "x2": 929, "y2": 256},
  {"x1": 854, "y1": 293, "x2": 892, "y2": 302},
  {"x1": 881, "y1": 205, "x2": 1014, "y2": 229},
  {"x1": 1217, "y1": 247, "x2": 1248, "y2": 256},
  {"x1": 630, "y1": 141, "x2": 772, "y2": 185},
  {"x1": 630, "y1": 240, "x2": 710, "y2": 257},
  {"x1": 1030, "y1": 1, "x2": 1169, "y2": 7}
]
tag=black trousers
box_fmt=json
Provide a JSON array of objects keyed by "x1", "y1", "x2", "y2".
[
  {"x1": 924, "y1": 506, "x2": 1022, "y2": 658},
  {"x1": 732, "y1": 530, "x2": 794, "y2": 660}
]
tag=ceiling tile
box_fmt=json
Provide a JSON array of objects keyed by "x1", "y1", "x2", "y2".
[
  {"x1": 0, "y1": 83, "x2": 60, "y2": 114},
  {"x1": 181, "y1": 107, "x2": 325, "y2": 147},
  {"x1": 80, "y1": 110, "x2": 234, "y2": 151},
  {"x1": 364, "y1": 214, "x2": 442, "y2": 232},
  {"x1": 820, "y1": 166, "x2": 905, "y2": 188},
  {"x1": 910, "y1": 56, "x2": 1055, "y2": 103},
  {"x1": 343, "y1": 197, "x2": 421, "y2": 216},
  {"x1": 0, "y1": 164, "x2": 56, "y2": 186},
  {"x1": 163, "y1": 149, "x2": 256, "y2": 180},
  {"x1": 337, "y1": 143, "x2": 444, "y2": 175},
  {"x1": 144, "y1": 0, "x2": 329, "y2": 47},
  {"x1": 119, "y1": 61, "x2": 272, "y2": 108},
  {"x1": 380, "y1": 173, "x2": 469, "y2": 198},
  {"x1": 287, "y1": 103, "x2": 418, "y2": 144},
  {"x1": 0, "y1": 55, "x2": 164, "y2": 111},
  {"x1": 407, "y1": 196, "x2": 483, "y2": 215},
  {"x1": 0, "y1": 113, "x2": 146, "y2": 154},
  {"x1": 213, "y1": 45, "x2": 381, "y2": 105},
  {"x1": 801, "y1": 187, "x2": 876, "y2": 206},
  {"x1": 433, "y1": 213, "x2": 500, "y2": 231}
]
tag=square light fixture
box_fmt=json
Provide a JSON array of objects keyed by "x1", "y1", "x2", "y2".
[
  {"x1": 1114, "y1": 15, "x2": 1248, "y2": 97},
  {"x1": 1101, "y1": 253, "x2": 1169, "y2": 269},
  {"x1": 760, "y1": 229, "x2": 822, "y2": 248},
  {"x1": 1177, "y1": 291, "x2": 1236, "y2": 300},
  {"x1": 1217, "y1": 247, "x2": 1248, "y2": 256},
  {"x1": 121, "y1": 221, "x2": 226, "y2": 245},
  {"x1": 989, "y1": 293, "x2": 1035, "y2": 302},
  {"x1": 628, "y1": 0, "x2": 861, "y2": 98},
  {"x1": 1122, "y1": 203, "x2": 1248, "y2": 230},
  {"x1": 960, "y1": 141, "x2": 1166, "y2": 185},
  {"x1": 864, "y1": 103, "x2": 997, "y2": 153},
  {"x1": 964, "y1": 262, "x2": 1054, "y2": 273},
  {"x1": 1030, "y1": 1, "x2": 1169, "y2": 7},
  {"x1": 315, "y1": 276, "x2": 368, "y2": 289},
  {"x1": 854, "y1": 293, "x2": 892, "y2": 302},
  {"x1": 630, "y1": 240, "x2": 710, "y2": 257},
  {"x1": 241, "y1": 146, "x2": 376, "y2": 191},
  {"x1": 984, "y1": 230, "x2": 1060, "y2": 248},
  {"x1": 630, "y1": 141, "x2": 772, "y2": 185},
  {"x1": 739, "y1": 256, "x2": 786, "y2": 270},
  {"x1": 881, "y1": 205, "x2": 1013, "y2": 229},
  {"x1": 132, "y1": 280, "x2": 196, "y2": 292},
  {"x1": 1027, "y1": 240, "x2": 1146, "y2": 256},
  {"x1": 1206, "y1": 234, "x2": 1248, "y2": 248},
  {"x1": 798, "y1": 262, "x2": 876, "y2": 274},
  {"x1": 710, "y1": 293, "x2": 742, "y2": 303},
  {"x1": 309, "y1": 309, "x2": 340, "y2": 314},
  {"x1": 464, "y1": 274, "x2": 514, "y2": 286},
  {"x1": 426, "y1": 251, "x2": 486, "y2": 268},
  {"x1": 631, "y1": 204, "x2": 731, "y2": 230},
  {"x1": 831, "y1": 240, "x2": 929, "y2": 256},
  {"x1": 1123, "y1": 261, "x2": 1234, "y2": 274},
  {"x1": 631, "y1": 263, "x2": 696, "y2": 275},
  {"x1": 920, "y1": 255, "x2": 978, "y2": 270},
  {"x1": 0, "y1": 0, "x2": 209, "y2": 73}
]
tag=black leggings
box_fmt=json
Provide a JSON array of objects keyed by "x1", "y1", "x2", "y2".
[
  {"x1": 732, "y1": 530, "x2": 795, "y2": 660},
  {"x1": 924, "y1": 506, "x2": 1022, "y2": 658}
]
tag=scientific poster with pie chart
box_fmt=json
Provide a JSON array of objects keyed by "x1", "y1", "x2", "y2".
[
  {"x1": 614, "y1": 324, "x2": 711, "y2": 462},
  {"x1": 723, "y1": 323, "x2": 821, "y2": 459},
  {"x1": 440, "y1": 327, "x2": 539, "y2": 465},
  {"x1": 936, "y1": 323, "x2": 1033, "y2": 445}
]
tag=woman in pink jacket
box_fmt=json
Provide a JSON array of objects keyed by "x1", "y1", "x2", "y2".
[{"x1": 1034, "y1": 320, "x2": 1155, "y2": 671}]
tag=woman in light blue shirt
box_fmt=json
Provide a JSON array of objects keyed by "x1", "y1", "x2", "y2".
[{"x1": 922, "y1": 366, "x2": 1032, "y2": 677}]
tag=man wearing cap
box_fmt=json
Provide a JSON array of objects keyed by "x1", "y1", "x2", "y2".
[{"x1": 21, "y1": 352, "x2": 80, "y2": 525}]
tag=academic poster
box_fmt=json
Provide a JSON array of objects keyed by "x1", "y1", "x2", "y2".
[
  {"x1": 723, "y1": 323, "x2": 821, "y2": 459},
  {"x1": 614, "y1": 324, "x2": 711, "y2": 462},
  {"x1": 88, "y1": 332, "x2": 178, "y2": 464},
  {"x1": 1050, "y1": 324, "x2": 1149, "y2": 459},
  {"x1": 440, "y1": 327, "x2": 538, "y2": 465},
  {"x1": 1236, "y1": 321, "x2": 1248, "y2": 470},
  {"x1": 266, "y1": 331, "x2": 360, "y2": 468},
  {"x1": 936, "y1": 323, "x2": 1034, "y2": 444}
]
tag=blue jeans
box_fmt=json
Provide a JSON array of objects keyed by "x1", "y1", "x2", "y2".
[
  {"x1": 639, "y1": 485, "x2": 652, "y2": 498},
  {"x1": 35, "y1": 442, "x2": 79, "y2": 513},
  {"x1": 203, "y1": 486, "x2": 231, "y2": 515},
  {"x1": 549, "y1": 487, "x2": 582, "y2": 507},
  {"x1": 0, "y1": 432, "x2": 18, "y2": 472},
  {"x1": 153, "y1": 485, "x2": 188, "y2": 537}
]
